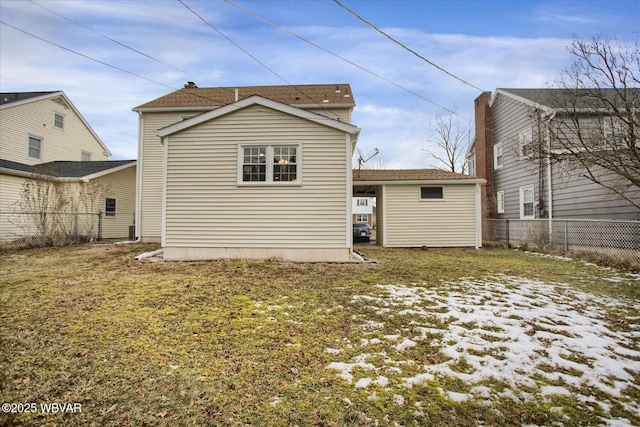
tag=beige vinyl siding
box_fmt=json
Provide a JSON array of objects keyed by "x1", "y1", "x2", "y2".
[
  {"x1": 164, "y1": 105, "x2": 348, "y2": 250},
  {"x1": 0, "y1": 98, "x2": 108, "y2": 164},
  {"x1": 383, "y1": 184, "x2": 477, "y2": 247},
  {"x1": 306, "y1": 107, "x2": 352, "y2": 124},
  {"x1": 0, "y1": 174, "x2": 29, "y2": 242},
  {"x1": 94, "y1": 165, "x2": 136, "y2": 239},
  {"x1": 138, "y1": 111, "x2": 206, "y2": 241},
  {"x1": 0, "y1": 173, "x2": 26, "y2": 212}
]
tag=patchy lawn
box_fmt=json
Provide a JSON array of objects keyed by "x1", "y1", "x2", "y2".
[{"x1": 0, "y1": 244, "x2": 638, "y2": 426}]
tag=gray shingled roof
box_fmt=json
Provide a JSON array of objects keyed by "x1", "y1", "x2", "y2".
[
  {"x1": 0, "y1": 92, "x2": 59, "y2": 106},
  {"x1": 499, "y1": 88, "x2": 640, "y2": 109},
  {"x1": 0, "y1": 159, "x2": 135, "y2": 177},
  {"x1": 353, "y1": 169, "x2": 478, "y2": 181}
]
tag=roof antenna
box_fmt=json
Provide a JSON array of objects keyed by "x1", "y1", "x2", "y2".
[{"x1": 357, "y1": 147, "x2": 379, "y2": 178}]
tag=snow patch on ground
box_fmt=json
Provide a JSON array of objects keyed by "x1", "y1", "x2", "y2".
[{"x1": 326, "y1": 274, "x2": 640, "y2": 426}]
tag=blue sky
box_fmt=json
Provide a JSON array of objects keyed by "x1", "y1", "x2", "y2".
[{"x1": 1, "y1": 0, "x2": 638, "y2": 168}]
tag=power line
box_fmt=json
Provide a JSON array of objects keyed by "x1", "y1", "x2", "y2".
[
  {"x1": 178, "y1": 0, "x2": 345, "y2": 121},
  {"x1": 28, "y1": 0, "x2": 191, "y2": 76},
  {"x1": 223, "y1": 0, "x2": 461, "y2": 117},
  {"x1": 332, "y1": 0, "x2": 484, "y2": 93}
]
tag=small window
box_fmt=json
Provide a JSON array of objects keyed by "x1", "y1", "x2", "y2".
[
  {"x1": 496, "y1": 191, "x2": 505, "y2": 214},
  {"x1": 519, "y1": 129, "x2": 533, "y2": 160},
  {"x1": 519, "y1": 186, "x2": 534, "y2": 219},
  {"x1": 355, "y1": 214, "x2": 368, "y2": 222},
  {"x1": 420, "y1": 186, "x2": 444, "y2": 200},
  {"x1": 53, "y1": 112, "x2": 65, "y2": 129},
  {"x1": 28, "y1": 135, "x2": 42, "y2": 159},
  {"x1": 240, "y1": 144, "x2": 300, "y2": 185},
  {"x1": 81, "y1": 151, "x2": 92, "y2": 161},
  {"x1": 494, "y1": 143, "x2": 503, "y2": 169},
  {"x1": 105, "y1": 198, "x2": 116, "y2": 217},
  {"x1": 357, "y1": 199, "x2": 368, "y2": 207}
]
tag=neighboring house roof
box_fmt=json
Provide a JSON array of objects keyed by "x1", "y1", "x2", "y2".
[
  {"x1": 353, "y1": 169, "x2": 484, "y2": 184},
  {"x1": 0, "y1": 91, "x2": 112, "y2": 157},
  {"x1": 156, "y1": 95, "x2": 360, "y2": 138},
  {"x1": 0, "y1": 159, "x2": 135, "y2": 180},
  {"x1": 133, "y1": 83, "x2": 356, "y2": 111},
  {"x1": 496, "y1": 88, "x2": 640, "y2": 111}
]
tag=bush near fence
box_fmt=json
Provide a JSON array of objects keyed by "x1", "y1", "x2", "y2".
[
  {"x1": 0, "y1": 211, "x2": 135, "y2": 249},
  {"x1": 483, "y1": 218, "x2": 640, "y2": 270}
]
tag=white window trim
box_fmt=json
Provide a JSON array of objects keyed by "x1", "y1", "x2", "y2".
[
  {"x1": 519, "y1": 185, "x2": 535, "y2": 219},
  {"x1": 496, "y1": 190, "x2": 505, "y2": 214},
  {"x1": 518, "y1": 129, "x2": 533, "y2": 160},
  {"x1": 419, "y1": 186, "x2": 445, "y2": 201},
  {"x1": 105, "y1": 197, "x2": 117, "y2": 218},
  {"x1": 53, "y1": 111, "x2": 65, "y2": 130},
  {"x1": 81, "y1": 150, "x2": 92, "y2": 161},
  {"x1": 355, "y1": 214, "x2": 368, "y2": 222},
  {"x1": 27, "y1": 134, "x2": 43, "y2": 160},
  {"x1": 356, "y1": 198, "x2": 368, "y2": 207},
  {"x1": 494, "y1": 142, "x2": 503, "y2": 169},
  {"x1": 237, "y1": 143, "x2": 302, "y2": 186}
]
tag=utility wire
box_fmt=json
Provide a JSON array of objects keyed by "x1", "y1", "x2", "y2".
[
  {"x1": 333, "y1": 0, "x2": 484, "y2": 93},
  {"x1": 224, "y1": 0, "x2": 461, "y2": 116},
  {"x1": 178, "y1": 0, "x2": 345, "y2": 120},
  {"x1": 28, "y1": 0, "x2": 190, "y2": 76}
]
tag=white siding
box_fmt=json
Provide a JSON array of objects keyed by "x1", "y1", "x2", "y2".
[
  {"x1": 383, "y1": 184, "x2": 478, "y2": 247},
  {"x1": 0, "y1": 97, "x2": 108, "y2": 164},
  {"x1": 163, "y1": 105, "x2": 350, "y2": 258}
]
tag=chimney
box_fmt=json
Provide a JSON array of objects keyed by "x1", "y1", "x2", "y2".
[
  {"x1": 184, "y1": 81, "x2": 198, "y2": 89},
  {"x1": 473, "y1": 91, "x2": 496, "y2": 219}
]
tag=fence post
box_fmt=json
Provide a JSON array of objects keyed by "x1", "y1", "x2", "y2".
[
  {"x1": 564, "y1": 220, "x2": 569, "y2": 254},
  {"x1": 74, "y1": 212, "x2": 79, "y2": 242},
  {"x1": 41, "y1": 212, "x2": 47, "y2": 247},
  {"x1": 97, "y1": 210, "x2": 103, "y2": 241},
  {"x1": 505, "y1": 219, "x2": 510, "y2": 247}
]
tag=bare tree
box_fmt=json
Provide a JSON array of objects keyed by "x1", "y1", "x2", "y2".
[
  {"x1": 424, "y1": 112, "x2": 471, "y2": 173},
  {"x1": 532, "y1": 36, "x2": 640, "y2": 209}
]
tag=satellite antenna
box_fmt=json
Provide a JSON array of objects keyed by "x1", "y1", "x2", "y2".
[{"x1": 357, "y1": 147, "x2": 380, "y2": 177}]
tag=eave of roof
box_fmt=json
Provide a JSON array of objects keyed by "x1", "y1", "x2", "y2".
[{"x1": 0, "y1": 159, "x2": 136, "y2": 181}]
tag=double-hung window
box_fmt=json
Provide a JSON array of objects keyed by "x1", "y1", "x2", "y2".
[
  {"x1": 53, "y1": 112, "x2": 65, "y2": 130},
  {"x1": 105, "y1": 198, "x2": 117, "y2": 217},
  {"x1": 28, "y1": 135, "x2": 43, "y2": 160},
  {"x1": 519, "y1": 185, "x2": 534, "y2": 219},
  {"x1": 496, "y1": 191, "x2": 505, "y2": 214},
  {"x1": 240, "y1": 144, "x2": 300, "y2": 184},
  {"x1": 519, "y1": 129, "x2": 533, "y2": 160},
  {"x1": 494, "y1": 142, "x2": 503, "y2": 169}
]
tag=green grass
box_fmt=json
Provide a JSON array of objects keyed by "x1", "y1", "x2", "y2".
[{"x1": 0, "y1": 243, "x2": 638, "y2": 426}]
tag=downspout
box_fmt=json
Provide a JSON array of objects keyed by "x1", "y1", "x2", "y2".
[
  {"x1": 545, "y1": 111, "x2": 556, "y2": 237},
  {"x1": 346, "y1": 133, "x2": 354, "y2": 254}
]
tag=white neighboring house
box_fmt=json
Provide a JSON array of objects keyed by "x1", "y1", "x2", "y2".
[{"x1": 352, "y1": 197, "x2": 375, "y2": 227}]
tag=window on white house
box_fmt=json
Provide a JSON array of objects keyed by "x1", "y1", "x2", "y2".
[
  {"x1": 519, "y1": 186, "x2": 534, "y2": 219},
  {"x1": 53, "y1": 112, "x2": 65, "y2": 129},
  {"x1": 467, "y1": 153, "x2": 475, "y2": 175},
  {"x1": 497, "y1": 191, "x2": 505, "y2": 214},
  {"x1": 355, "y1": 214, "x2": 368, "y2": 222},
  {"x1": 105, "y1": 198, "x2": 117, "y2": 217},
  {"x1": 357, "y1": 199, "x2": 368, "y2": 207},
  {"x1": 28, "y1": 135, "x2": 42, "y2": 159},
  {"x1": 81, "y1": 151, "x2": 92, "y2": 161},
  {"x1": 240, "y1": 144, "x2": 299, "y2": 184},
  {"x1": 519, "y1": 129, "x2": 533, "y2": 160},
  {"x1": 420, "y1": 186, "x2": 444, "y2": 200},
  {"x1": 494, "y1": 143, "x2": 503, "y2": 169}
]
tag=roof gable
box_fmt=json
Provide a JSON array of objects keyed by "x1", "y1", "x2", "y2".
[
  {"x1": 156, "y1": 95, "x2": 359, "y2": 138},
  {"x1": 0, "y1": 91, "x2": 112, "y2": 157},
  {"x1": 134, "y1": 83, "x2": 355, "y2": 111}
]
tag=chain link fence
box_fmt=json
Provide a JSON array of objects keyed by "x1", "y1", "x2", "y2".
[
  {"x1": 0, "y1": 211, "x2": 135, "y2": 249},
  {"x1": 483, "y1": 218, "x2": 640, "y2": 270}
]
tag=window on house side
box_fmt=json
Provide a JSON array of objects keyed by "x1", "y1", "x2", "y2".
[
  {"x1": 497, "y1": 191, "x2": 505, "y2": 214},
  {"x1": 105, "y1": 198, "x2": 117, "y2": 217},
  {"x1": 519, "y1": 129, "x2": 533, "y2": 160},
  {"x1": 53, "y1": 112, "x2": 65, "y2": 129},
  {"x1": 240, "y1": 144, "x2": 299, "y2": 184},
  {"x1": 494, "y1": 143, "x2": 503, "y2": 169},
  {"x1": 519, "y1": 186, "x2": 534, "y2": 219},
  {"x1": 355, "y1": 214, "x2": 368, "y2": 222},
  {"x1": 420, "y1": 186, "x2": 444, "y2": 200},
  {"x1": 357, "y1": 199, "x2": 368, "y2": 207},
  {"x1": 28, "y1": 135, "x2": 42, "y2": 159}
]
